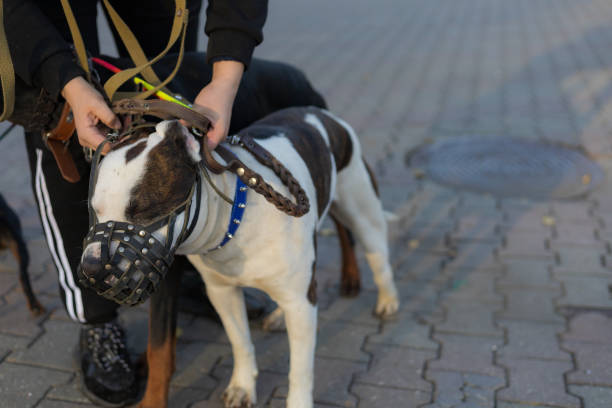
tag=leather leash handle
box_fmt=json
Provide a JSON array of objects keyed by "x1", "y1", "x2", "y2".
[
  {"x1": 0, "y1": 0, "x2": 15, "y2": 121},
  {"x1": 215, "y1": 139, "x2": 310, "y2": 217},
  {"x1": 44, "y1": 103, "x2": 80, "y2": 183}
]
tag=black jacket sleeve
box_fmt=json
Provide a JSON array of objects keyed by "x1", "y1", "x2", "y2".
[
  {"x1": 5, "y1": 0, "x2": 85, "y2": 99},
  {"x1": 204, "y1": 0, "x2": 268, "y2": 69}
]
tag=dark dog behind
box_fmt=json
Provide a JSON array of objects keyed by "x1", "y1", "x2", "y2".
[{"x1": 0, "y1": 193, "x2": 44, "y2": 316}]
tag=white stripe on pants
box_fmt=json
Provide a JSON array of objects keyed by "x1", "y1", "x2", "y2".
[{"x1": 34, "y1": 149, "x2": 86, "y2": 323}]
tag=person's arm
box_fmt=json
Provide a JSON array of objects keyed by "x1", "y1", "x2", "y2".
[
  {"x1": 5, "y1": 0, "x2": 119, "y2": 149},
  {"x1": 194, "y1": 0, "x2": 268, "y2": 148}
]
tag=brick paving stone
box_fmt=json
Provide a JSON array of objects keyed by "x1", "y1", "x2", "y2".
[
  {"x1": 315, "y1": 319, "x2": 371, "y2": 362},
  {"x1": 0, "y1": 333, "x2": 31, "y2": 360},
  {"x1": 394, "y1": 251, "x2": 447, "y2": 284},
  {"x1": 442, "y1": 243, "x2": 500, "y2": 271},
  {"x1": 267, "y1": 399, "x2": 337, "y2": 408},
  {"x1": 497, "y1": 288, "x2": 564, "y2": 323},
  {"x1": 562, "y1": 312, "x2": 612, "y2": 344},
  {"x1": 497, "y1": 357, "x2": 579, "y2": 408},
  {"x1": 436, "y1": 302, "x2": 503, "y2": 338},
  {"x1": 8, "y1": 319, "x2": 79, "y2": 371},
  {"x1": 273, "y1": 357, "x2": 365, "y2": 407},
  {"x1": 0, "y1": 264, "x2": 18, "y2": 297},
  {"x1": 394, "y1": 228, "x2": 450, "y2": 255},
  {"x1": 172, "y1": 342, "x2": 230, "y2": 389},
  {"x1": 428, "y1": 333, "x2": 504, "y2": 377},
  {"x1": 498, "y1": 232, "x2": 552, "y2": 259},
  {"x1": 564, "y1": 341, "x2": 612, "y2": 387},
  {"x1": 0, "y1": 363, "x2": 72, "y2": 408},
  {"x1": 36, "y1": 401, "x2": 96, "y2": 408},
  {"x1": 551, "y1": 265, "x2": 612, "y2": 278},
  {"x1": 442, "y1": 268, "x2": 504, "y2": 305},
  {"x1": 550, "y1": 224, "x2": 603, "y2": 247},
  {"x1": 424, "y1": 370, "x2": 505, "y2": 408},
  {"x1": 550, "y1": 202, "x2": 593, "y2": 222},
  {"x1": 0, "y1": 287, "x2": 45, "y2": 338},
  {"x1": 497, "y1": 259, "x2": 561, "y2": 291},
  {"x1": 367, "y1": 311, "x2": 437, "y2": 350},
  {"x1": 555, "y1": 247, "x2": 606, "y2": 270},
  {"x1": 176, "y1": 315, "x2": 229, "y2": 344},
  {"x1": 500, "y1": 209, "x2": 555, "y2": 235},
  {"x1": 450, "y1": 215, "x2": 502, "y2": 243},
  {"x1": 556, "y1": 275, "x2": 612, "y2": 309},
  {"x1": 356, "y1": 344, "x2": 434, "y2": 391},
  {"x1": 46, "y1": 376, "x2": 93, "y2": 405},
  {"x1": 351, "y1": 383, "x2": 430, "y2": 408},
  {"x1": 568, "y1": 385, "x2": 612, "y2": 408},
  {"x1": 319, "y1": 289, "x2": 390, "y2": 327},
  {"x1": 497, "y1": 320, "x2": 570, "y2": 361}
]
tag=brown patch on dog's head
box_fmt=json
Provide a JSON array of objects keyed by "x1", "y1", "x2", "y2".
[
  {"x1": 125, "y1": 121, "x2": 198, "y2": 225},
  {"x1": 125, "y1": 141, "x2": 147, "y2": 164}
]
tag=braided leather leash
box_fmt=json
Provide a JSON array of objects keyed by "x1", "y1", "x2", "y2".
[{"x1": 111, "y1": 98, "x2": 310, "y2": 217}]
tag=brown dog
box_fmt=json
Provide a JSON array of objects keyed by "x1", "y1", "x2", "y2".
[{"x1": 0, "y1": 193, "x2": 44, "y2": 316}]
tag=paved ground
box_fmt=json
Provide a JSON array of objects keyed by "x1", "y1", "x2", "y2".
[{"x1": 2, "y1": 0, "x2": 612, "y2": 406}]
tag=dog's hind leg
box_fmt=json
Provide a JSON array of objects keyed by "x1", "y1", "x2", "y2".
[
  {"x1": 140, "y1": 268, "x2": 181, "y2": 408},
  {"x1": 330, "y1": 156, "x2": 399, "y2": 317},
  {"x1": 331, "y1": 215, "x2": 360, "y2": 297},
  {"x1": 8, "y1": 232, "x2": 44, "y2": 316}
]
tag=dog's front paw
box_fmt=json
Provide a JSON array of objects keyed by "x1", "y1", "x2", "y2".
[
  {"x1": 262, "y1": 307, "x2": 286, "y2": 332},
  {"x1": 375, "y1": 289, "x2": 399, "y2": 318},
  {"x1": 222, "y1": 386, "x2": 255, "y2": 408}
]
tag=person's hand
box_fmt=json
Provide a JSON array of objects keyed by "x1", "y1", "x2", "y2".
[
  {"x1": 193, "y1": 60, "x2": 244, "y2": 150},
  {"x1": 61, "y1": 76, "x2": 121, "y2": 152}
]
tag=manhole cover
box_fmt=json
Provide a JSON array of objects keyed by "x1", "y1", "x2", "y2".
[{"x1": 409, "y1": 136, "x2": 604, "y2": 199}]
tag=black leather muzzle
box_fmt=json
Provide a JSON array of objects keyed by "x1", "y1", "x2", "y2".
[{"x1": 79, "y1": 219, "x2": 175, "y2": 306}]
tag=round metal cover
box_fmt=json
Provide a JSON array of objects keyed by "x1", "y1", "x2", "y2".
[{"x1": 409, "y1": 136, "x2": 604, "y2": 199}]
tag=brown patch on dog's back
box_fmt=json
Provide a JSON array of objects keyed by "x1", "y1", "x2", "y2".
[
  {"x1": 363, "y1": 158, "x2": 380, "y2": 197},
  {"x1": 308, "y1": 232, "x2": 317, "y2": 305},
  {"x1": 315, "y1": 112, "x2": 353, "y2": 171},
  {"x1": 125, "y1": 122, "x2": 196, "y2": 225},
  {"x1": 125, "y1": 141, "x2": 147, "y2": 164}
]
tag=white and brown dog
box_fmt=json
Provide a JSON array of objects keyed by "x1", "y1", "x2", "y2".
[{"x1": 82, "y1": 106, "x2": 399, "y2": 408}]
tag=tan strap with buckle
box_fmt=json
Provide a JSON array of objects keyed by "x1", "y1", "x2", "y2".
[
  {"x1": 0, "y1": 0, "x2": 15, "y2": 121},
  {"x1": 44, "y1": 103, "x2": 80, "y2": 182}
]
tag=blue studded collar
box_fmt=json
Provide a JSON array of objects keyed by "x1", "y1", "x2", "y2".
[{"x1": 205, "y1": 176, "x2": 248, "y2": 253}]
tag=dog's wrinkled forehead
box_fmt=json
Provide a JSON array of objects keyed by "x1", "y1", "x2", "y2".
[{"x1": 91, "y1": 120, "x2": 201, "y2": 225}]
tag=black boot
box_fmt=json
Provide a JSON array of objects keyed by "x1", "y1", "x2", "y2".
[{"x1": 78, "y1": 320, "x2": 140, "y2": 407}]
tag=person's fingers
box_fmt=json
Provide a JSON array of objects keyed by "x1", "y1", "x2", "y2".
[{"x1": 93, "y1": 99, "x2": 121, "y2": 130}]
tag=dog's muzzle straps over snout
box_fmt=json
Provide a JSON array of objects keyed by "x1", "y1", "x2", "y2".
[
  {"x1": 78, "y1": 139, "x2": 199, "y2": 306},
  {"x1": 80, "y1": 220, "x2": 174, "y2": 306}
]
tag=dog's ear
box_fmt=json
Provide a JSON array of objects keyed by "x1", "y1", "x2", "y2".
[{"x1": 156, "y1": 120, "x2": 201, "y2": 162}]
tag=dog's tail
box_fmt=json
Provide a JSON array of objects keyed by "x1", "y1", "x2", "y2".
[{"x1": 384, "y1": 211, "x2": 399, "y2": 223}]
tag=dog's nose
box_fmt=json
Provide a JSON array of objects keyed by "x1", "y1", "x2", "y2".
[
  {"x1": 80, "y1": 243, "x2": 103, "y2": 281},
  {"x1": 80, "y1": 254, "x2": 104, "y2": 281}
]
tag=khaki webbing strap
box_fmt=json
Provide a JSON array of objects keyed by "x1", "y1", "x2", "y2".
[
  {"x1": 59, "y1": 0, "x2": 91, "y2": 81},
  {"x1": 0, "y1": 0, "x2": 15, "y2": 121},
  {"x1": 103, "y1": 0, "x2": 188, "y2": 102},
  {"x1": 101, "y1": 0, "x2": 164, "y2": 88}
]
